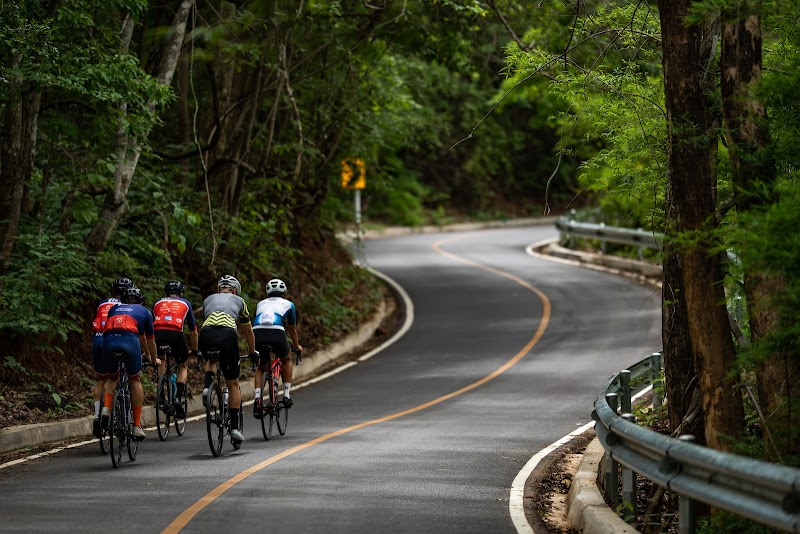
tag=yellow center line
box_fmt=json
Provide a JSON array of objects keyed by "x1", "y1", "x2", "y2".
[{"x1": 163, "y1": 234, "x2": 551, "y2": 534}]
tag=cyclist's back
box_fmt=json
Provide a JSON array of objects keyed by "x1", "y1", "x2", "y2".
[
  {"x1": 203, "y1": 292, "x2": 247, "y2": 329},
  {"x1": 252, "y1": 279, "x2": 302, "y2": 416},
  {"x1": 153, "y1": 280, "x2": 198, "y2": 417},
  {"x1": 198, "y1": 275, "x2": 257, "y2": 445},
  {"x1": 100, "y1": 287, "x2": 158, "y2": 439}
]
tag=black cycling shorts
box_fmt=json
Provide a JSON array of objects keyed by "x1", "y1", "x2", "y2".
[
  {"x1": 254, "y1": 328, "x2": 290, "y2": 368},
  {"x1": 199, "y1": 326, "x2": 240, "y2": 381},
  {"x1": 154, "y1": 329, "x2": 189, "y2": 365}
]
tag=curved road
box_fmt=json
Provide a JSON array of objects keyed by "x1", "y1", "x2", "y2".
[{"x1": 0, "y1": 225, "x2": 661, "y2": 532}]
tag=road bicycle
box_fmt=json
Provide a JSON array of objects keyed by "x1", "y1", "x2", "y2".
[
  {"x1": 154, "y1": 344, "x2": 188, "y2": 441},
  {"x1": 107, "y1": 351, "x2": 154, "y2": 468},
  {"x1": 258, "y1": 347, "x2": 301, "y2": 441},
  {"x1": 204, "y1": 349, "x2": 254, "y2": 456}
]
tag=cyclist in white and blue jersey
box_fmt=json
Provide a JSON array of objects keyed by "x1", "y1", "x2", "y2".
[{"x1": 252, "y1": 278, "x2": 303, "y2": 418}]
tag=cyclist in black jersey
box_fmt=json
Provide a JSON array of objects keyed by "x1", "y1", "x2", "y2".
[{"x1": 199, "y1": 275, "x2": 257, "y2": 445}]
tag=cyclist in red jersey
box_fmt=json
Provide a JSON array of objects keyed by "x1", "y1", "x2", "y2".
[
  {"x1": 153, "y1": 280, "x2": 199, "y2": 418},
  {"x1": 101, "y1": 287, "x2": 159, "y2": 440},
  {"x1": 90, "y1": 277, "x2": 133, "y2": 438}
]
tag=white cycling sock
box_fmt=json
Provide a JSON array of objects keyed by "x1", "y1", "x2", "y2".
[
  {"x1": 284, "y1": 383, "x2": 291, "y2": 399},
  {"x1": 255, "y1": 388, "x2": 261, "y2": 399},
  {"x1": 94, "y1": 401, "x2": 101, "y2": 417}
]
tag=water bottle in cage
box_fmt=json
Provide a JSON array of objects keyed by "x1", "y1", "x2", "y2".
[
  {"x1": 170, "y1": 372, "x2": 177, "y2": 397},
  {"x1": 222, "y1": 387, "x2": 229, "y2": 407}
]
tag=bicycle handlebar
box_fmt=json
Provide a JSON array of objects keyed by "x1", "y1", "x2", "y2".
[
  {"x1": 241, "y1": 352, "x2": 258, "y2": 372},
  {"x1": 291, "y1": 347, "x2": 302, "y2": 366}
]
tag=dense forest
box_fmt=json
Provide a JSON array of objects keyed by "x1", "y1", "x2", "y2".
[
  {"x1": 3, "y1": 0, "x2": 800, "y2": 507},
  {"x1": 0, "y1": 1, "x2": 580, "y2": 427}
]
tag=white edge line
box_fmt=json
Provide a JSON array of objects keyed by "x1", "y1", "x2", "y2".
[
  {"x1": 0, "y1": 267, "x2": 413, "y2": 470},
  {"x1": 357, "y1": 267, "x2": 414, "y2": 362},
  {"x1": 510, "y1": 384, "x2": 654, "y2": 533}
]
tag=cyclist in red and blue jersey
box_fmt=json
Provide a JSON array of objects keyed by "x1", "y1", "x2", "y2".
[
  {"x1": 90, "y1": 277, "x2": 133, "y2": 438},
  {"x1": 153, "y1": 280, "x2": 199, "y2": 418},
  {"x1": 100, "y1": 287, "x2": 159, "y2": 440},
  {"x1": 252, "y1": 278, "x2": 303, "y2": 418}
]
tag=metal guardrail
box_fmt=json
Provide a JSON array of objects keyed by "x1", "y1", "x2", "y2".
[
  {"x1": 556, "y1": 215, "x2": 663, "y2": 260},
  {"x1": 593, "y1": 354, "x2": 800, "y2": 533}
]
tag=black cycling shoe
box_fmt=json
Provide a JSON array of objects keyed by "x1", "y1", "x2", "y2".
[
  {"x1": 92, "y1": 417, "x2": 101, "y2": 438},
  {"x1": 282, "y1": 397, "x2": 293, "y2": 409},
  {"x1": 172, "y1": 400, "x2": 185, "y2": 418},
  {"x1": 253, "y1": 398, "x2": 263, "y2": 419}
]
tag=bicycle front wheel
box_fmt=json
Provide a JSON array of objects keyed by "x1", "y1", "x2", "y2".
[
  {"x1": 206, "y1": 387, "x2": 224, "y2": 457},
  {"x1": 175, "y1": 392, "x2": 188, "y2": 436},
  {"x1": 110, "y1": 395, "x2": 124, "y2": 468},
  {"x1": 156, "y1": 373, "x2": 170, "y2": 441}
]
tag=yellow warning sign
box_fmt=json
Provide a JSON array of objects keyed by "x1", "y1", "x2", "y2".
[{"x1": 341, "y1": 158, "x2": 366, "y2": 189}]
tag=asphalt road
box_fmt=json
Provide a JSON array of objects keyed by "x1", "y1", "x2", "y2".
[{"x1": 0, "y1": 225, "x2": 661, "y2": 533}]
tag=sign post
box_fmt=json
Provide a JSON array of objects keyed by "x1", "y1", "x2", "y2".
[{"x1": 341, "y1": 158, "x2": 366, "y2": 227}]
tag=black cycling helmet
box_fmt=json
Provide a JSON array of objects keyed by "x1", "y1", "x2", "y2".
[
  {"x1": 164, "y1": 279, "x2": 185, "y2": 296},
  {"x1": 122, "y1": 287, "x2": 145, "y2": 304},
  {"x1": 111, "y1": 277, "x2": 134, "y2": 297},
  {"x1": 266, "y1": 278, "x2": 287, "y2": 296}
]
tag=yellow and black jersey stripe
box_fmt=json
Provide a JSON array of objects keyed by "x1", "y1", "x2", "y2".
[{"x1": 202, "y1": 311, "x2": 237, "y2": 329}]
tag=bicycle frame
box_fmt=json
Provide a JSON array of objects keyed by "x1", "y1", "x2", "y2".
[
  {"x1": 155, "y1": 344, "x2": 186, "y2": 440},
  {"x1": 259, "y1": 347, "x2": 298, "y2": 440}
]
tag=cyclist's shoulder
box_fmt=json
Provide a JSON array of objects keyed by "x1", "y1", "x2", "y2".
[{"x1": 97, "y1": 296, "x2": 120, "y2": 308}]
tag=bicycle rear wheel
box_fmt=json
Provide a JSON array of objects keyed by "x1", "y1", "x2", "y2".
[
  {"x1": 127, "y1": 416, "x2": 139, "y2": 461},
  {"x1": 99, "y1": 419, "x2": 110, "y2": 455},
  {"x1": 206, "y1": 386, "x2": 224, "y2": 457},
  {"x1": 260, "y1": 376, "x2": 272, "y2": 441},
  {"x1": 110, "y1": 395, "x2": 124, "y2": 468},
  {"x1": 156, "y1": 373, "x2": 170, "y2": 441},
  {"x1": 175, "y1": 392, "x2": 188, "y2": 436},
  {"x1": 276, "y1": 395, "x2": 289, "y2": 436}
]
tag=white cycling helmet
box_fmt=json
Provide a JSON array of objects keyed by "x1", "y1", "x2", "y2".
[
  {"x1": 218, "y1": 275, "x2": 241, "y2": 295},
  {"x1": 266, "y1": 278, "x2": 287, "y2": 295}
]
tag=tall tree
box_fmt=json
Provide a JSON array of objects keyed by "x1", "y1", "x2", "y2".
[
  {"x1": 85, "y1": 0, "x2": 195, "y2": 252},
  {"x1": 658, "y1": 0, "x2": 744, "y2": 450},
  {"x1": 720, "y1": 1, "x2": 793, "y2": 432}
]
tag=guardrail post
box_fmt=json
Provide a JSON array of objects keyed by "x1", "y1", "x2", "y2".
[
  {"x1": 619, "y1": 369, "x2": 632, "y2": 414},
  {"x1": 649, "y1": 352, "x2": 663, "y2": 410},
  {"x1": 621, "y1": 413, "x2": 637, "y2": 525},
  {"x1": 599, "y1": 223, "x2": 607, "y2": 254},
  {"x1": 604, "y1": 393, "x2": 619, "y2": 505},
  {"x1": 678, "y1": 435, "x2": 697, "y2": 534}
]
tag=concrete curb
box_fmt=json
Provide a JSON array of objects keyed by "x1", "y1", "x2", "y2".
[
  {"x1": 566, "y1": 438, "x2": 639, "y2": 534},
  {"x1": 533, "y1": 238, "x2": 662, "y2": 283},
  {"x1": 339, "y1": 216, "x2": 559, "y2": 243},
  {"x1": 0, "y1": 299, "x2": 389, "y2": 455}
]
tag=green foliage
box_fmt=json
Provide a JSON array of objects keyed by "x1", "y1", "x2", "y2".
[
  {"x1": 697, "y1": 510, "x2": 782, "y2": 534},
  {"x1": 300, "y1": 265, "x2": 382, "y2": 346},
  {"x1": 0, "y1": 234, "x2": 99, "y2": 348}
]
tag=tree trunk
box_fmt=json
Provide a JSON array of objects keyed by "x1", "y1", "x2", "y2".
[
  {"x1": 0, "y1": 70, "x2": 41, "y2": 269},
  {"x1": 662, "y1": 190, "x2": 704, "y2": 441},
  {"x1": 658, "y1": 0, "x2": 745, "y2": 451},
  {"x1": 720, "y1": 2, "x2": 791, "y2": 435},
  {"x1": 85, "y1": 1, "x2": 195, "y2": 252}
]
